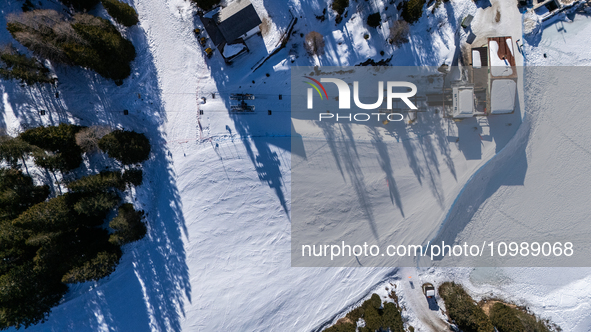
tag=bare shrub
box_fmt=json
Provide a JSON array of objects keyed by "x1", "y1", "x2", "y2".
[
  {"x1": 7, "y1": 10, "x2": 76, "y2": 64},
  {"x1": 52, "y1": 22, "x2": 85, "y2": 44},
  {"x1": 7, "y1": 9, "x2": 63, "y2": 34},
  {"x1": 495, "y1": 9, "x2": 501, "y2": 22},
  {"x1": 75, "y1": 126, "x2": 112, "y2": 153},
  {"x1": 389, "y1": 20, "x2": 410, "y2": 47},
  {"x1": 73, "y1": 13, "x2": 110, "y2": 29},
  {"x1": 304, "y1": 31, "x2": 325, "y2": 56},
  {"x1": 260, "y1": 16, "x2": 271, "y2": 37},
  {"x1": 12, "y1": 31, "x2": 70, "y2": 64}
]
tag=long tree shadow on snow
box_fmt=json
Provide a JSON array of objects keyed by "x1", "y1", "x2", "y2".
[
  {"x1": 316, "y1": 121, "x2": 380, "y2": 240},
  {"x1": 228, "y1": 112, "x2": 290, "y2": 220},
  {"x1": 205, "y1": 65, "x2": 291, "y2": 220},
  {"x1": 1, "y1": 21, "x2": 191, "y2": 332},
  {"x1": 384, "y1": 109, "x2": 456, "y2": 210}
]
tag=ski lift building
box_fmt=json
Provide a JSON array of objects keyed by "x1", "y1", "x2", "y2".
[
  {"x1": 487, "y1": 37, "x2": 517, "y2": 114},
  {"x1": 201, "y1": 0, "x2": 262, "y2": 62}
]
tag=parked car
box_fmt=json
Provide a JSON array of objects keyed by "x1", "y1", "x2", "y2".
[{"x1": 422, "y1": 283, "x2": 435, "y2": 298}]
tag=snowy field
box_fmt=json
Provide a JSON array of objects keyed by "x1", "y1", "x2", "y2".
[{"x1": 0, "y1": 0, "x2": 590, "y2": 331}]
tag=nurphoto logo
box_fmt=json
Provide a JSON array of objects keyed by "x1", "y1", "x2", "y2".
[{"x1": 304, "y1": 76, "x2": 418, "y2": 122}]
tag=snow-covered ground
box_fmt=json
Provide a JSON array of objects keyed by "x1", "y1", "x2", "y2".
[{"x1": 0, "y1": 0, "x2": 590, "y2": 331}]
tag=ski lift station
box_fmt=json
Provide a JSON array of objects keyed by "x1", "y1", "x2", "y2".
[
  {"x1": 487, "y1": 36, "x2": 517, "y2": 115},
  {"x1": 448, "y1": 36, "x2": 518, "y2": 119}
]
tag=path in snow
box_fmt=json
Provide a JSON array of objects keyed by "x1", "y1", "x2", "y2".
[{"x1": 399, "y1": 268, "x2": 449, "y2": 332}]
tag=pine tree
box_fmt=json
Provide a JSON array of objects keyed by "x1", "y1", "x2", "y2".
[
  {"x1": 59, "y1": 0, "x2": 101, "y2": 11},
  {"x1": 401, "y1": 0, "x2": 426, "y2": 24},
  {"x1": 331, "y1": 0, "x2": 349, "y2": 15},
  {"x1": 61, "y1": 250, "x2": 121, "y2": 283},
  {"x1": 0, "y1": 123, "x2": 150, "y2": 329},
  {"x1": 122, "y1": 168, "x2": 143, "y2": 186},
  {"x1": 0, "y1": 45, "x2": 55, "y2": 84},
  {"x1": 0, "y1": 263, "x2": 67, "y2": 329},
  {"x1": 7, "y1": 10, "x2": 136, "y2": 81},
  {"x1": 0, "y1": 136, "x2": 36, "y2": 169},
  {"x1": 67, "y1": 171, "x2": 125, "y2": 193},
  {"x1": 98, "y1": 130, "x2": 151, "y2": 165},
  {"x1": 0, "y1": 169, "x2": 49, "y2": 220},
  {"x1": 109, "y1": 203, "x2": 146, "y2": 246},
  {"x1": 101, "y1": 0, "x2": 139, "y2": 27},
  {"x1": 19, "y1": 123, "x2": 84, "y2": 172},
  {"x1": 367, "y1": 13, "x2": 381, "y2": 28}
]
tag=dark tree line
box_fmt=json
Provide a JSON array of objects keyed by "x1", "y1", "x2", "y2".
[
  {"x1": 0, "y1": 45, "x2": 55, "y2": 85},
  {"x1": 59, "y1": 0, "x2": 139, "y2": 27},
  {"x1": 0, "y1": 124, "x2": 150, "y2": 329},
  {"x1": 323, "y1": 293, "x2": 404, "y2": 332},
  {"x1": 7, "y1": 9, "x2": 136, "y2": 81}
]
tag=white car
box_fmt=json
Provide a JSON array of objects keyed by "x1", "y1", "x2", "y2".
[{"x1": 422, "y1": 283, "x2": 436, "y2": 298}]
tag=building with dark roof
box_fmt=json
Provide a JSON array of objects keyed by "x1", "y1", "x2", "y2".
[{"x1": 201, "y1": 0, "x2": 262, "y2": 50}]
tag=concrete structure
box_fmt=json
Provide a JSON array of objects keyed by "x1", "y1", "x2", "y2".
[{"x1": 452, "y1": 85, "x2": 476, "y2": 118}]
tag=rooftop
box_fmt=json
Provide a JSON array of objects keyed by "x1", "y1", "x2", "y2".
[{"x1": 206, "y1": 0, "x2": 262, "y2": 46}]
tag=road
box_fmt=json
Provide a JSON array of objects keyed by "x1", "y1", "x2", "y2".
[{"x1": 400, "y1": 268, "x2": 450, "y2": 332}]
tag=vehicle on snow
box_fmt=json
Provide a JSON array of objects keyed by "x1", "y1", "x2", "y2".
[{"x1": 422, "y1": 283, "x2": 436, "y2": 298}]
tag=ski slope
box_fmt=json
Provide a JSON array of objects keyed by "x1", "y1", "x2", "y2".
[{"x1": 0, "y1": 0, "x2": 590, "y2": 331}]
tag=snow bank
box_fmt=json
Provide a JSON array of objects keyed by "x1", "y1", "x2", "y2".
[
  {"x1": 523, "y1": 9, "x2": 542, "y2": 40},
  {"x1": 222, "y1": 43, "x2": 246, "y2": 58}
]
